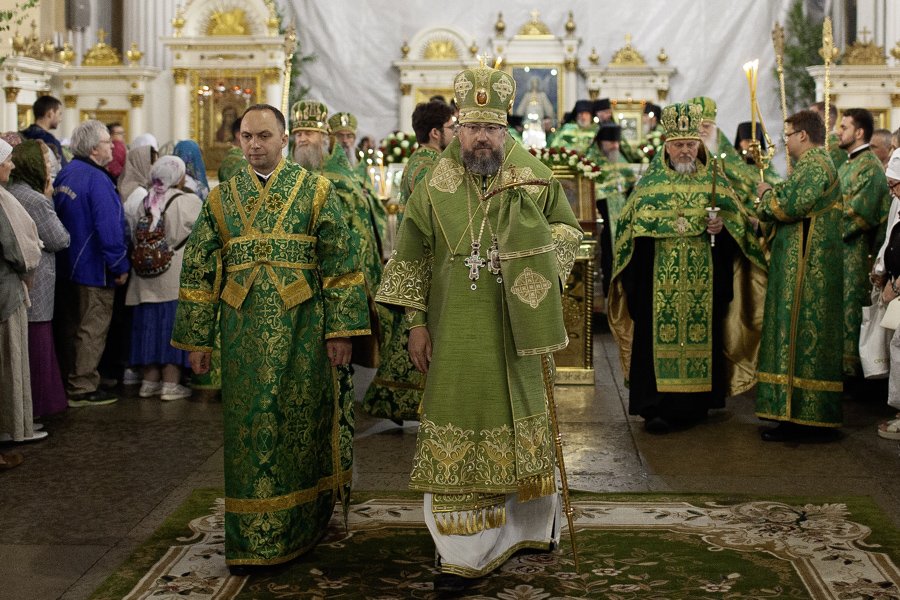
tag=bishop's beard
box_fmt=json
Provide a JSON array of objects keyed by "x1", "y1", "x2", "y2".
[
  {"x1": 461, "y1": 146, "x2": 504, "y2": 175},
  {"x1": 672, "y1": 160, "x2": 698, "y2": 174},
  {"x1": 293, "y1": 143, "x2": 325, "y2": 171}
]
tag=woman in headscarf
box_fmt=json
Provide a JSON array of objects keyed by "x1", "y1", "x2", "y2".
[
  {"x1": 0, "y1": 138, "x2": 43, "y2": 445},
  {"x1": 7, "y1": 140, "x2": 70, "y2": 420},
  {"x1": 173, "y1": 140, "x2": 209, "y2": 200},
  {"x1": 124, "y1": 155, "x2": 202, "y2": 401},
  {"x1": 131, "y1": 133, "x2": 158, "y2": 152},
  {"x1": 118, "y1": 145, "x2": 158, "y2": 206}
]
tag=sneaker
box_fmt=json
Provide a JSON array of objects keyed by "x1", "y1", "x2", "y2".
[
  {"x1": 160, "y1": 383, "x2": 192, "y2": 401},
  {"x1": 122, "y1": 367, "x2": 142, "y2": 386},
  {"x1": 0, "y1": 430, "x2": 48, "y2": 442},
  {"x1": 68, "y1": 389, "x2": 118, "y2": 407},
  {"x1": 139, "y1": 380, "x2": 163, "y2": 397},
  {"x1": 33, "y1": 422, "x2": 43, "y2": 431}
]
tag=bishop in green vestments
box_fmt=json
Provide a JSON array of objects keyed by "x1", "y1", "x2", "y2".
[
  {"x1": 608, "y1": 103, "x2": 768, "y2": 433},
  {"x1": 364, "y1": 99, "x2": 455, "y2": 421},
  {"x1": 553, "y1": 99, "x2": 598, "y2": 154},
  {"x1": 172, "y1": 105, "x2": 370, "y2": 569},
  {"x1": 377, "y1": 67, "x2": 582, "y2": 583},
  {"x1": 836, "y1": 109, "x2": 891, "y2": 379},
  {"x1": 755, "y1": 109, "x2": 844, "y2": 441}
]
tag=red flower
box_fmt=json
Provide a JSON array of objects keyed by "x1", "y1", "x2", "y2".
[{"x1": 548, "y1": 148, "x2": 557, "y2": 155}]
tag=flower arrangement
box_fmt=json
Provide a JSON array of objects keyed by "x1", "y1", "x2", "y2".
[
  {"x1": 529, "y1": 146, "x2": 605, "y2": 181},
  {"x1": 638, "y1": 129, "x2": 666, "y2": 163},
  {"x1": 379, "y1": 131, "x2": 418, "y2": 165}
]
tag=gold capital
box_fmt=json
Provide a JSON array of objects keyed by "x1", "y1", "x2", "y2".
[
  {"x1": 129, "y1": 94, "x2": 144, "y2": 108},
  {"x1": 4, "y1": 87, "x2": 20, "y2": 103},
  {"x1": 63, "y1": 94, "x2": 77, "y2": 108},
  {"x1": 172, "y1": 68, "x2": 188, "y2": 85},
  {"x1": 263, "y1": 66, "x2": 281, "y2": 85},
  {"x1": 400, "y1": 83, "x2": 411, "y2": 96}
]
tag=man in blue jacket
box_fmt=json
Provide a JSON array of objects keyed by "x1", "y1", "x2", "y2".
[
  {"x1": 53, "y1": 120, "x2": 129, "y2": 406},
  {"x1": 21, "y1": 96, "x2": 66, "y2": 175}
]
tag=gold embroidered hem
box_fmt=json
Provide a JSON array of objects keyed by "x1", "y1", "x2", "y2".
[
  {"x1": 323, "y1": 272, "x2": 365, "y2": 289},
  {"x1": 325, "y1": 328, "x2": 372, "y2": 339},
  {"x1": 758, "y1": 372, "x2": 842, "y2": 392},
  {"x1": 434, "y1": 504, "x2": 507, "y2": 536},
  {"x1": 440, "y1": 540, "x2": 554, "y2": 578},
  {"x1": 179, "y1": 288, "x2": 219, "y2": 303},
  {"x1": 225, "y1": 467, "x2": 353, "y2": 513}
]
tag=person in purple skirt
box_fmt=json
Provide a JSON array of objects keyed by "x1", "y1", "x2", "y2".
[{"x1": 8, "y1": 140, "x2": 70, "y2": 419}]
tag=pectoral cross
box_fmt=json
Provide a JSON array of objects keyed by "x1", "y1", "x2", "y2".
[
  {"x1": 465, "y1": 241, "x2": 486, "y2": 290},
  {"x1": 487, "y1": 236, "x2": 502, "y2": 281}
]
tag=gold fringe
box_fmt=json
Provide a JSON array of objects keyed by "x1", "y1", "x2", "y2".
[
  {"x1": 434, "y1": 505, "x2": 509, "y2": 536},
  {"x1": 517, "y1": 472, "x2": 556, "y2": 503}
]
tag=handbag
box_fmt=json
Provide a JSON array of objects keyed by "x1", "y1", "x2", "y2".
[
  {"x1": 861, "y1": 288, "x2": 890, "y2": 379},
  {"x1": 881, "y1": 298, "x2": 900, "y2": 330}
]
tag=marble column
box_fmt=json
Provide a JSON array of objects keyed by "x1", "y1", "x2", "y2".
[
  {"x1": 264, "y1": 67, "x2": 284, "y2": 116},
  {"x1": 61, "y1": 94, "x2": 79, "y2": 139},
  {"x1": 171, "y1": 68, "x2": 190, "y2": 143},
  {"x1": 4, "y1": 87, "x2": 20, "y2": 132},
  {"x1": 129, "y1": 93, "x2": 144, "y2": 140},
  {"x1": 124, "y1": 0, "x2": 178, "y2": 69},
  {"x1": 398, "y1": 83, "x2": 414, "y2": 133}
]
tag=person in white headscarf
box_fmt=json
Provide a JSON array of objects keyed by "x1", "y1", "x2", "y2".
[
  {"x1": 124, "y1": 155, "x2": 202, "y2": 401},
  {"x1": 0, "y1": 138, "x2": 44, "y2": 446},
  {"x1": 873, "y1": 147, "x2": 900, "y2": 438},
  {"x1": 130, "y1": 133, "x2": 159, "y2": 152}
]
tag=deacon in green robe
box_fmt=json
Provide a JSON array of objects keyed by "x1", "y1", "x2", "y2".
[
  {"x1": 691, "y1": 97, "x2": 782, "y2": 211},
  {"x1": 608, "y1": 103, "x2": 768, "y2": 433},
  {"x1": 217, "y1": 115, "x2": 249, "y2": 185},
  {"x1": 377, "y1": 66, "x2": 582, "y2": 584},
  {"x1": 553, "y1": 99, "x2": 597, "y2": 154},
  {"x1": 586, "y1": 124, "x2": 636, "y2": 243},
  {"x1": 292, "y1": 101, "x2": 383, "y2": 367},
  {"x1": 836, "y1": 108, "x2": 891, "y2": 379},
  {"x1": 810, "y1": 101, "x2": 848, "y2": 169},
  {"x1": 364, "y1": 99, "x2": 455, "y2": 421},
  {"x1": 754, "y1": 109, "x2": 844, "y2": 440},
  {"x1": 171, "y1": 105, "x2": 370, "y2": 568}
]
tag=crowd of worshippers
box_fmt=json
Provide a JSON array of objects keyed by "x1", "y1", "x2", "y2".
[{"x1": 0, "y1": 95, "x2": 216, "y2": 468}]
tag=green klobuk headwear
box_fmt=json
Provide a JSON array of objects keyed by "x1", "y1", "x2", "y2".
[
  {"x1": 688, "y1": 96, "x2": 718, "y2": 123},
  {"x1": 328, "y1": 112, "x2": 357, "y2": 135},
  {"x1": 661, "y1": 103, "x2": 703, "y2": 142},
  {"x1": 453, "y1": 67, "x2": 516, "y2": 126},
  {"x1": 291, "y1": 100, "x2": 329, "y2": 134}
]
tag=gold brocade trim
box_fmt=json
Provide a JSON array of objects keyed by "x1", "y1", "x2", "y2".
[
  {"x1": 807, "y1": 201, "x2": 842, "y2": 218},
  {"x1": 226, "y1": 261, "x2": 316, "y2": 272},
  {"x1": 550, "y1": 223, "x2": 583, "y2": 283},
  {"x1": 758, "y1": 371, "x2": 843, "y2": 392},
  {"x1": 170, "y1": 340, "x2": 213, "y2": 352},
  {"x1": 224, "y1": 232, "x2": 317, "y2": 251},
  {"x1": 309, "y1": 177, "x2": 331, "y2": 235},
  {"x1": 209, "y1": 189, "x2": 230, "y2": 244},
  {"x1": 498, "y1": 243, "x2": 556, "y2": 260},
  {"x1": 429, "y1": 158, "x2": 465, "y2": 193},
  {"x1": 510, "y1": 267, "x2": 552, "y2": 308},
  {"x1": 323, "y1": 272, "x2": 365, "y2": 289},
  {"x1": 221, "y1": 276, "x2": 252, "y2": 309},
  {"x1": 179, "y1": 288, "x2": 219, "y2": 303},
  {"x1": 225, "y1": 467, "x2": 353, "y2": 514},
  {"x1": 440, "y1": 540, "x2": 553, "y2": 578},
  {"x1": 266, "y1": 265, "x2": 312, "y2": 310},
  {"x1": 325, "y1": 329, "x2": 371, "y2": 339},
  {"x1": 435, "y1": 505, "x2": 507, "y2": 536},
  {"x1": 517, "y1": 337, "x2": 568, "y2": 356},
  {"x1": 846, "y1": 207, "x2": 872, "y2": 231},
  {"x1": 656, "y1": 383, "x2": 714, "y2": 392},
  {"x1": 228, "y1": 533, "x2": 325, "y2": 566},
  {"x1": 753, "y1": 412, "x2": 843, "y2": 428},
  {"x1": 768, "y1": 191, "x2": 791, "y2": 222},
  {"x1": 372, "y1": 376, "x2": 425, "y2": 391}
]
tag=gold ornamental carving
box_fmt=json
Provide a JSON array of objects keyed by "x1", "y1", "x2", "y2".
[
  {"x1": 58, "y1": 41, "x2": 76, "y2": 66},
  {"x1": 842, "y1": 28, "x2": 886, "y2": 65},
  {"x1": 495, "y1": 12, "x2": 506, "y2": 37},
  {"x1": 401, "y1": 38, "x2": 410, "y2": 58},
  {"x1": 469, "y1": 38, "x2": 478, "y2": 58},
  {"x1": 11, "y1": 21, "x2": 56, "y2": 61},
  {"x1": 564, "y1": 58, "x2": 578, "y2": 72},
  {"x1": 588, "y1": 48, "x2": 599, "y2": 65},
  {"x1": 129, "y1": 94, "x2": 144, "y2": 108},
  {"x1": 206, "y1": 9, "x2": 251, "y2": 36},
  {"x1": 265, "y1": 1, "x2": 280, "y2": 35},
  {"x1": 172, "y1": 5, "x2": 186, "y2": 37},
  {"x1": 4, "y1": 87, "x2": 20, "y2": 103},
  {"x1": 658, "y1": 48, "x2": 669, "y2": 64},
  {"x1": 891, "y1": 94, "x2": 900, "y2": 108},
  {"x1": 82, "y1": 29, "x2": 123, "y2": 67},
  {"x1": 172, "y1": 68, "x2": 189, "y2": 85},
  {"x1": 125, "y1": 42, "x2": 143, "y2": 66},
  {"x1": 565, "y1": 11, "x2": 576, "y2": 37},
  {"x1": 424, "y1": 37, "x2": 458, "y2": 60},
  {"x1": 63, "y1": 95, "x2": 77, "y2": 109},
  {"x1": 610, "y1": 34, "x2": 647, "y2": 67},
  {"x1": 657, "y1": 87, "x2": 669, "y2": 102},
  {"x1": 400, "y1": 83, "x2": 412, "y2": 96},
  {"x1": 517, "y1": 10, "x2": 552, "y2": 38},
  {"x1": 262, "y1": 67, "x2": 281, "y2": 85},
  {"x1": 892, "y1": 41, "x2": 900, "y2": 62}
]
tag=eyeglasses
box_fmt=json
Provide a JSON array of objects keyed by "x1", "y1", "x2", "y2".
[
  {"x1": 782, "y1": 130, "x2": 802, "y2": 142},
  {"x1": 459, "y1": 123, "x2": 505, "y2": 135},
  {"x1": 889, "y1": 180, "x2": 900, "y2": 193}
]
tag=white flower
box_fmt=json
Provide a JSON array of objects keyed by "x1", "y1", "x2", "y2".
[
  {"x1": 393, "y1": 147, "x2": 401, "y2": 156},
  {"x1": 400, "y1": 140, "x2": 409, "y2": 148}
]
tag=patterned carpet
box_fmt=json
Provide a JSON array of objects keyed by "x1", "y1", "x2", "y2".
[{"x1": 87, "y1": 489, "x2": 900, "y2": 600}]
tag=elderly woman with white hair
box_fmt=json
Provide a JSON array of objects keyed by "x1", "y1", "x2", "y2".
[
  {"x1": 874, "y1": 147, "x2": 900, "y2": 438},
  {"x1": 124, "y1": 155, "x2": 202, "y2": 401}
]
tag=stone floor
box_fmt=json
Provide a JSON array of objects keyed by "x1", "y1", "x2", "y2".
[{"x1": 2, "y1": 331, "x2": 900, "y2": 600}]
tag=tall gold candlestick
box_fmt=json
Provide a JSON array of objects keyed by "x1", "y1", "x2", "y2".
[{"x1": 772, "y1": 21, "x2": 791, "y2": 175}]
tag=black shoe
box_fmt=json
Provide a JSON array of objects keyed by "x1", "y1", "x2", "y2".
[
  {"x1": 760, "y1": 422, "x2": 799, "y2": 442},
  {"x1": 68, "y1": 389, "x2": 118, "y2": 407},
  {"x1": 228, "y1": 564, "x2": 253, "y2": 577},
  {"x1": 434, "y1": 573, "x2": 470, "y2": 592},
  {"x1": 644, "y1": 416, "x2": 670, "y2": 433}
]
